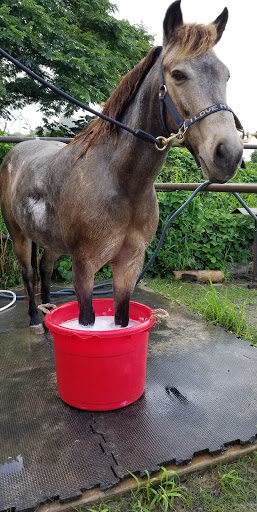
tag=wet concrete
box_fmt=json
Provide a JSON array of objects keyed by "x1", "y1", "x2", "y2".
[{"x1": 1, "y1": 284, "x2": 257, "y2": 511}]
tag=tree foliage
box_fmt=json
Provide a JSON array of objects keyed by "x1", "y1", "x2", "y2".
[
  {"x1": 0, "y1": 0, "x2": 153, "y2": 120},
  {"x1": 250, "y1": 150, "x2": 257, "y2": 164}
]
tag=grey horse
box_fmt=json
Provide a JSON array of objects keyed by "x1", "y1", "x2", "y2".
[{"x1": 0, "y1": 1, "x2": 243, "y2": 333}]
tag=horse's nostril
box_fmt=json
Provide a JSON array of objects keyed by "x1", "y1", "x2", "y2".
[
  {"x1": 214, "y1": 143, "x2": 227, "y2": 167},
  {"x1": 213, "y1": 141, "x2": 242, "y2": 171}
]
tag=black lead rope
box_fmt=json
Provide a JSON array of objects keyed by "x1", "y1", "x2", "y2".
[
  {"x1": 2, "y1": 181, "x2": 257, "y2": 303},
  {"x1": 0, "y1": 48, "x2": 162, "y2": 148},
  {"x1": 0, "y1": 181, "x2": 211, "y2": 303},
  {"x1": 0, "y1": 50, "x2": 249, "y2": 303},
  {"x1": 0, "y1": 48, "x2": 245, "y2": 153}
]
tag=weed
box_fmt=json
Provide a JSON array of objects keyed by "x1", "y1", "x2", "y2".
[
  {"x1": 87, "y1": 506, "x2": 110, "y2": 512},
  {"x1": 145, "y1": 277, "x2": 257, "y2": 345},
  {"x1": 203, "y1": 279, "x2": 250, "y2": 338},
  {"x1": 219, "y1": 469, "x2": 246, "y2": 491},
  {"x1": 128, "y1": 467, "x2": 185, "y2": 511},
  {"x1": 0, "y1": 233, "x2": 23, "y2": 287}
]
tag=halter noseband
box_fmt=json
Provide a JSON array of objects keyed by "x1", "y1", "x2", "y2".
[{"x1": 158, "y1": 59, "x2": 244, "y2": 152}]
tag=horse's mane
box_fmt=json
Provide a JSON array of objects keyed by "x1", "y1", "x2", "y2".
[
  {"x1": 175, "y1": 23, "x2": 217, "y2": 60},
  {"x1": 71, "y1": 22, "x2": 217, "y2": 158},
  {"x1": 70, "y1": 46, "x2": 162, "y2": 158}
]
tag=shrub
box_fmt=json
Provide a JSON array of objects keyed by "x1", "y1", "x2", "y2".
[
  {"x1": 145, "y1": 148, "x2": 257, "y2": 275},
  {"x1": 1, "y1": 145, "x2": 257, "y2": 286}
]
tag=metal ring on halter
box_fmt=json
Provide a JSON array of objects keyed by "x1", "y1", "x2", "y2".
[{"x1": 159, "y1": 84, "x2": 167, "y2": 98}]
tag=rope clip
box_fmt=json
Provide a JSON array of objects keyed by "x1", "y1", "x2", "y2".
[
  {"x1": 155, "y1": 124, "x2": 188, "y2": 151},
  {"x1": 240, "y1": 131, "x2": 257, "y2": 143}
]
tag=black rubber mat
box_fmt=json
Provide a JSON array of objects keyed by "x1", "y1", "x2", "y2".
[{"x1": 1, "y1": 287, "x2": 257, "y2": 511}]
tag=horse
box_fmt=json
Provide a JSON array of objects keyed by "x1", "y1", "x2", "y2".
[{"x1": 0, "y1": 0, "x2": 243, "y2": 333}]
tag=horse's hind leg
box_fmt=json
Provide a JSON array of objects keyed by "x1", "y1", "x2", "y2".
[
  {"x1": 13, "y1": 234, "x2": 44, "y2": 334},
  {"x1": 39, "y1": 249, "x2": 59, "y2": 305},
  {"x1": 110, "y1": 243, "x2": 145, "y2": 327}
]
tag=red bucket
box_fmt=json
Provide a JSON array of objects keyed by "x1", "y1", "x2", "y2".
[{"x1": 45, "y1": 299, "x2": 155, "y2": 411}]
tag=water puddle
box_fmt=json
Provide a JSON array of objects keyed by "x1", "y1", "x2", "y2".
[{"x1": 0, "y1": 455, "x2": 24, "y2": 475}]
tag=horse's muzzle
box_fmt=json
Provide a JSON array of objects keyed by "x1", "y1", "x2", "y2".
[{"x1": 213, "y1": 140, "x2": 243, "y2": 175}]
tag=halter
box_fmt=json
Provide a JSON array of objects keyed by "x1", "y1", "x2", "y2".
[
  {"x1": 0, "y1": 47, "x2": 246, "y2": 156},
  {"x1": 157, "y1": 59, "x2": 244, "y2": 152}
]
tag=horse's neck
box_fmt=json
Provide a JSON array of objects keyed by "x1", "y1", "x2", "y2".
[{"x1": 110, "y1": 60, "x2": 168, "y2": 191}]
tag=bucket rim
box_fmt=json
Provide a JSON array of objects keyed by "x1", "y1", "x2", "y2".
[{"x1": 44, "y1": 299, "x2": 155, "y2": 337}]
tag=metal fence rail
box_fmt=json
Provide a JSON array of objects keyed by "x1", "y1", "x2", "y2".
[
  {"x1": 154, "y1": 183, "x2": 257, "y2": 192},
  {"x1": 0, "y1": 136, "x2": 256, "y2": 151}
]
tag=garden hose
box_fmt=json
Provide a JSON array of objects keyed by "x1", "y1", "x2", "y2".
[
  {"x1": 3, "y1": 180, "x2": 257, "y2": 312},
  {"x1": 0, "y1": 181, "x2": 210, "y2": 311},
  {"x1": 0, "y1": 290, "x2": 16, "y2": 312}
]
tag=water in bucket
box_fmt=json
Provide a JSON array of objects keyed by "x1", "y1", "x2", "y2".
[{"x1": 61, "y1": 316, "x2": 140, "y2": 331}]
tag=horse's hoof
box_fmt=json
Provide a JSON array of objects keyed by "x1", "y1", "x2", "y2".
[{"x1": 30, "y1": 323, "x2": 45, "y2": 335}]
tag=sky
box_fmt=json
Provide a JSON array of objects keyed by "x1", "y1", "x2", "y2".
[
  {"x1": 114, "y1": 0, "x2": 256, "y2": 134},
  {"x1": 6, "y1": 0, "x2": 257, "y2": 150}
]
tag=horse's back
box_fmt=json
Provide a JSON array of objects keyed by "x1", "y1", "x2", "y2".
[{"x1": 0, "y1": 140, "x2": 66, "y2": 198}]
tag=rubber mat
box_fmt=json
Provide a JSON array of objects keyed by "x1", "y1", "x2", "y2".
[{"x1": 1, "y1": 287, "x2": 257, "y2": 511}]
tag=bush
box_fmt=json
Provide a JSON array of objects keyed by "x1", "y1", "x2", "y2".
[
  {"x1": 145, "y1": 148, "x2": 257, "y2": 275},
  {"x1": 1, "y1": 145, "x2": 257, "y2": 286},
  {"x1": 146, "y1": 193, "x2": 253, "y2": 274}
]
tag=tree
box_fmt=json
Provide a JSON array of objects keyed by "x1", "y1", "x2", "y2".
[
  {"x1": 250, "y1": 150, "x2": 257, "y2": 164},
  {"x1": 0, "y1": 0, "x2": 153, "y2": 121}
]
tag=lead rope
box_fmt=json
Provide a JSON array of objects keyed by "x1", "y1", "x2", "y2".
[
  {"x1": 0, "y1": 48, "x2": 162, "y2": 149},
  {"x1": 0, "y1": 48, "x2": 252, "y2": 151}
]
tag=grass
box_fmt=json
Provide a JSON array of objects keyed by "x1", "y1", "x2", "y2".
[
  {"x1": 2, "y1": 239, "x2": 257, "y2": 510},
  {"x1": 86, "y1": 467, "x2": 185, "y2": 511},
  {"x1": 181, "y1": 453, "x2": 257, "y2": 511},
  {"x1": 127, "y1": 467, "x2": 185, "y2": 511},
  {"x1": 144, "y1": 276, "x2": 257, "y2": 345},
  {"x1": 0, "y1": 234, "x2": 22, "y2": 288},
  {"x1": 81, "y1": 453, "x2": 257, "y2": 511}
]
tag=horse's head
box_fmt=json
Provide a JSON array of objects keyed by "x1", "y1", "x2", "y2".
[{"x1": 162, "y1": 0, "x2": 243, "y2": 183}]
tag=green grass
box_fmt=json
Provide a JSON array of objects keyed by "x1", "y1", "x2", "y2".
[
  {"x1": 0, "y1": 234, "x2": 23, "y2": 288},
  {"x1": 144, "y1": 276, "x2": 257, "y2": 345},
  {"x1": 86, "y1": 467, "x2": 185, "y2": 511},
  {"x1": 81, "y1": 453, "x2": 257, "y2": 511},
  {"x1": 180, "y1": 454, "x2": 257, "y2": 511}
]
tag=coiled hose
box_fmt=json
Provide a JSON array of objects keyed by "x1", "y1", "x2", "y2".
[{"x1": 3, "y1": 181, "x2": 256, "y2": 312}]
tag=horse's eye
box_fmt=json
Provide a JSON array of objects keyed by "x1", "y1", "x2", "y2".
[{"x1": 172, "y1": 70, "x2": 187, "y2": 82}]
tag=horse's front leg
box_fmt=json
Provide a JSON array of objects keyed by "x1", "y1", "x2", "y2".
[
  {"x1": 110, "y1": 243, "x2": 145, "y2": 327},
  {"x1": 72, "y1": 256, "x2": 95, "y2": 326}
]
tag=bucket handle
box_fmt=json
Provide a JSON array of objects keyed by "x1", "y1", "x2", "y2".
[{"x1": 150, "y1": 309, "x2": 169, "y2": 324}]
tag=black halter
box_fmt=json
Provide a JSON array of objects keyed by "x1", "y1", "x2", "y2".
[{"x1": 158, "y1": 59, "x2": 244, "y2": 166}]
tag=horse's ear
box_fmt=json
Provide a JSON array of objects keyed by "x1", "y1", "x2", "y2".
[
  {"x1": 163, "y1": 0, "x2": 183, "y2": 46},
  {"x1": 213, "y1": 7, "x2": 228, "y2": 44}
]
